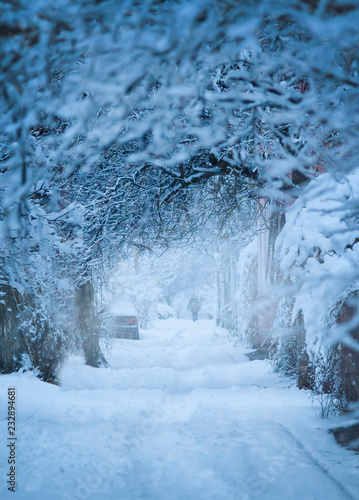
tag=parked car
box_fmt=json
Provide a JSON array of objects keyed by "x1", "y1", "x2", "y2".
[{"x1": 110, "y1": 300, "x2": 139, "y2": 340}]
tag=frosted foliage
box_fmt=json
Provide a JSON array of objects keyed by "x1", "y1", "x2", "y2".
[
  {"x1": 2, "y1": 0, "x2": 359, "y2": 225},
  {"x1": 276, "y1": 171, "x2": 359, "y2": 354},
  {"x1": 1, "y1": 0, "x2": 359, "y2": 279}
]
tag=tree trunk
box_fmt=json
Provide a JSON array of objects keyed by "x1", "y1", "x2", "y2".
[{"x1": 75, "y1": 281, "x2": 106, "y2": 368}]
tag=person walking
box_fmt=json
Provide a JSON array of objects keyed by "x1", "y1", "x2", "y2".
[{"x1": 188, "y1": 295, "x2": 201, "y2": 322}]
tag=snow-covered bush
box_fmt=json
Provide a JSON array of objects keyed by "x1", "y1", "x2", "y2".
[
  {"x1": 270, "y1": 297, "x2": 301, "y2": 376},
  {"x1": 0, "y1": 284, "x2": 25, "y2": 374},
  {"x1": 277, "y1": 171, "x2": 359, "y2": 350},
  {"x1": 19, "y1": 300, "x2": 66, "y2": 383},
  {"x1": 156, "y1": 303, "x2": 175, "y2": 320},
  {"x1": 273, "y1": 171, "x2": 359, "y2": 410}
]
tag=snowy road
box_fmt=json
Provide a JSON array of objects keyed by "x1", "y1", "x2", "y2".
[{"x1": 1, "y1": 319, "x2": 358, "y2": 499}]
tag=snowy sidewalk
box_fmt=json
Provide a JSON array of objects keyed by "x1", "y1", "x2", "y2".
[{"x1": 1, "y1": 319, "x2": 358, "y2": 499}]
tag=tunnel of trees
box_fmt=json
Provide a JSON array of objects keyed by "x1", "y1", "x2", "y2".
[{"x1": 1, "y1": 0, "x2": 359, "y2": 429}]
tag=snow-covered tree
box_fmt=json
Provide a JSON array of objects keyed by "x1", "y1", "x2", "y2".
[{"x1": 1, "y1": 0, "x2": 359, "y2": 383}]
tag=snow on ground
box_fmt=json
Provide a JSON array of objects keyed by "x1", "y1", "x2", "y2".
[{"x1": 0, "y1": 319, "x2": 358, "y2": 500}]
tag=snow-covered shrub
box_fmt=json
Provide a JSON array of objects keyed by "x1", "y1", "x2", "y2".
[
  {"x1": 270, "y1": 298, "x2": 303, "y2": 374},
  {"x1": 273, "y1": 171, "x2": 359, "y2": 411},
  {"x1": 18, "y1": 296, "x2": 67, "y2": 383},
  {"x1": 309, "y1": 347, "x2": 348, "y2": 418},
  {"x1": 0, "y1": 284, "x2": 25, "y2": 374},
  {"x1": 156, "y1": 302, "x2": 175, "y2": 320}
]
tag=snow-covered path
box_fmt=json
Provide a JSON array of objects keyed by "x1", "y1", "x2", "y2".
[{"x1": 1, "y1": 319, "x2": 358, "y2": 499}]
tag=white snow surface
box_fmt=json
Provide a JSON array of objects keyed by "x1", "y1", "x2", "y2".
[
  {"x1": 0, "y1": 319, "x2": 358, "y2": 500},
  {"x1": 110, "y1": 300, "x2": 137, "y2": 317}
]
